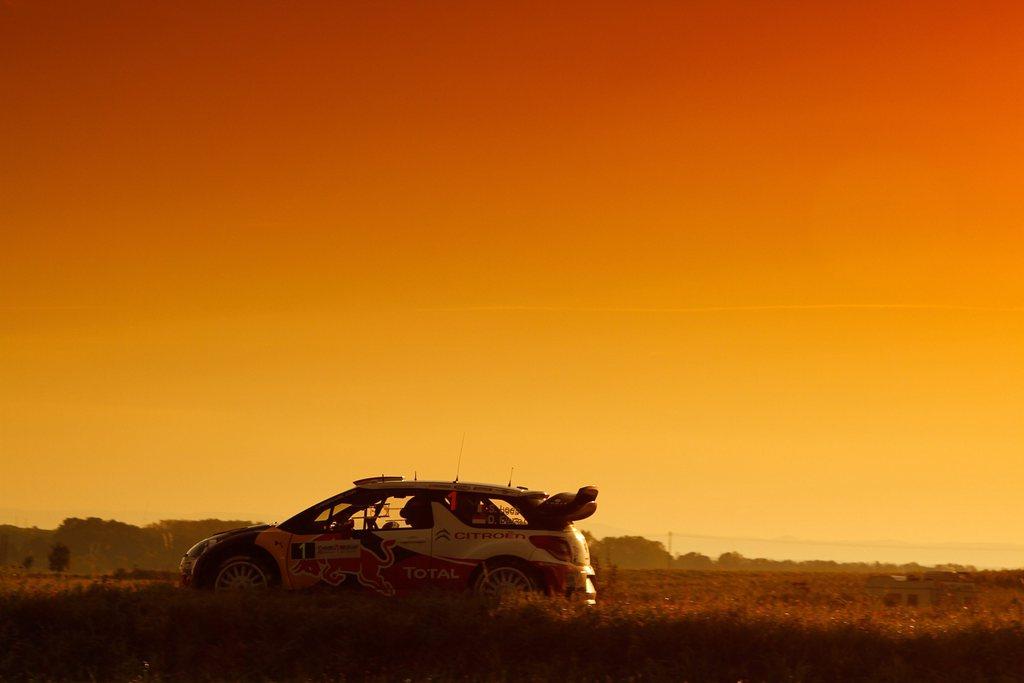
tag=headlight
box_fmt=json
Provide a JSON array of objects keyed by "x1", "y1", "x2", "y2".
[{"x1": 186, "y1": 538, "x2": 218, "y2": 557}]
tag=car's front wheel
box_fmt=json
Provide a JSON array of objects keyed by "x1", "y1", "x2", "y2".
[
  {"x1": 473, "y1": 559, "x2": 539, "y2": 597},
  {"x1": 213, "y1": 556, "x2": 272, "y2": 591}
]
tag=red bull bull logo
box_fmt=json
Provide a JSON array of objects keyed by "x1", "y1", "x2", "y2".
[
  {"x1": 291, "y1": 535, "x2": 397, "y2": 596},
  {"x1": 356, "y1": 539, "x2": 396, "y2": 595}
]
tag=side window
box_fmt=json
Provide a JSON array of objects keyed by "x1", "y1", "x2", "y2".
[
  {"x1": 310, "y1": 502, "x2": 350, "y2": 531},
  {"x1": 343, "y1": 495, "x2": 434, "y2": 531},
  {"x1": 346, "y1": 499, "x2": 386, "y2": 531},
  {"x1": 489, "y1": 498, "x2": 529, "y2": 526}
]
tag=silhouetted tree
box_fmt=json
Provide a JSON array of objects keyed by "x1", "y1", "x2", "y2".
[
  {"x1": 590, "y1": 536, "x2": 672, "y2": 569},
  {"x1": 716, "y1": 551, "x2": 746, "y2": 569},
  {"x1": 675, "y1": 551, "x2": 713, "y2": 569},
  {"x1": 48, "y1": 542, "x2": 70, "y2": 572}
]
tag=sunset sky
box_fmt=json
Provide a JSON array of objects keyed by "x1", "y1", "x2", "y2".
[{"x1": 2, "y1": 1, "x2": 1023, "y2": 566}]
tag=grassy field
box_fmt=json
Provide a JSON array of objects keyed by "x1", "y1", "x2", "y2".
[{"x1": 2, "y1": 569, "x2": 1024, "y2": 681}]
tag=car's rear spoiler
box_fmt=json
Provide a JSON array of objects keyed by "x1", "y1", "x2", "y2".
[{"x1": 524, "y1": 485, "x2": 598, "y2": 525}]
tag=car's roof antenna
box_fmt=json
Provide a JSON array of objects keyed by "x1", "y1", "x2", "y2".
[
  {"x1": 507, "y1": 466, "x2": 514, "y2": 488},
  {"x1": 455, "y1": 432, "x2": 465, "y2": 482}
]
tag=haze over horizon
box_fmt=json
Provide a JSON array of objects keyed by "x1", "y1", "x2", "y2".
[
  {"x1": 3, "y1": 2, "x2": 1024, "y2": 569},
  {"x1": 6, "y1": 501, "x2": 1024, "y2": 569}
]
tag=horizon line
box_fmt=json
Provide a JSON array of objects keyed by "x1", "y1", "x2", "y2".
[
  {"x1": 580, "y1": 522, "x2": 1024, "y2": 553},
  {"x1": 6, "y1": 510, "x2": 1023, "y2": 555},
  {"x1": 421, "y1": 303, "x2": 1024, "y2": 314}
]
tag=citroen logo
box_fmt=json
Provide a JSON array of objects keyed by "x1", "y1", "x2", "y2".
[{"x1": 434, "y1": 528, "x2": 451, "y2": 542}]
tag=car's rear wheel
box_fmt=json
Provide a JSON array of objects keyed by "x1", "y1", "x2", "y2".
[
  {"x1": 473, "y1": 560, "x2": 539, "y2": 597},
  {"x1": 214, "y1": 556, "x2": 271, "y2": 591}
]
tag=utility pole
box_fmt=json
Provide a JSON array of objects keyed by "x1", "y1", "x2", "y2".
[{"x1": 667, "y1": 531, "x2": 673, "y2": 569}]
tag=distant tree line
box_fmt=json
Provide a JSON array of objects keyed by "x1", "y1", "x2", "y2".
[
  {"x1": 0, "y1": 518, "x2": 254, "y2": 574},
  {"x1": 583, "y1": 533, "x2": 977, "y2": 573},
  {"x1": 0, "y1": 520, "x2": 977, "y2": 575}
]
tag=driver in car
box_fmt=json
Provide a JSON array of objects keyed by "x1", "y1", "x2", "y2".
[{"x1": 382, "y1": 495, "x2": 432, "y2": 529}]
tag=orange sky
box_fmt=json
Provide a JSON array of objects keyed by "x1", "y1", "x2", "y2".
[{"x1": 2, "y1": 1, "x2": 1024, "y2": 566}]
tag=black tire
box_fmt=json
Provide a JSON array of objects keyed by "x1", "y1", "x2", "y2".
[
  {"x1": 472, "y1": 559, "x2": 541, "y2": 597},
  {"x1": 213, "y1": 554, "x2": 277, "y2": 591}
]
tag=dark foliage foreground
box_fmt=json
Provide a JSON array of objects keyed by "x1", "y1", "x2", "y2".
[{"x1": 3, "y1": 579, "x2": 1024, "y2": 682}]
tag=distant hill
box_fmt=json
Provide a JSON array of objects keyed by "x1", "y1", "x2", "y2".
[
  {"x1": 584, "y1": 533, "x2": 978, "y2": 573},
  {"x1": 0, "y1": 518, "x2": 256, "y2": 574}
]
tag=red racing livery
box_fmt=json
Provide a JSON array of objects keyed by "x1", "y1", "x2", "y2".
[{"x1": 180, "y1": 476, "x2": 597, "y2": 603}]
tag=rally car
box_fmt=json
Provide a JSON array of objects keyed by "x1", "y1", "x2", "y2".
[{"x1": 180, "y1": 476, "x2": 598, "y2": 602}]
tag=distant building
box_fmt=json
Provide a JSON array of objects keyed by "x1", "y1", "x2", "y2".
[{"x1": 866, "y1": 571, "x2": 976, "y2": 606}]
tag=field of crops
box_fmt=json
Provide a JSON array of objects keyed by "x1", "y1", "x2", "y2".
[{"x1": 2, "y1": 569, "x2": 1024, "y2": 681}]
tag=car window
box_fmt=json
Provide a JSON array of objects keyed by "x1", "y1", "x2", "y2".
[
  {"x1": 340, "y1": 495, "x2": 433, "y2": 531},
  {"x1": 309, "y1": 502, "x2": 350, "y2": 528}
]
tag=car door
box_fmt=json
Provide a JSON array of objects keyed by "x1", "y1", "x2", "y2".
[
  {"x1": 426, "y1": 496, "x2": 487, "y2": 590},
  {"x1": 284, "y1": 493, "x2": 434, "y2": 594},
  {"x1": 365, "y1": 493, "x2": 435, "y2": 593}
]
